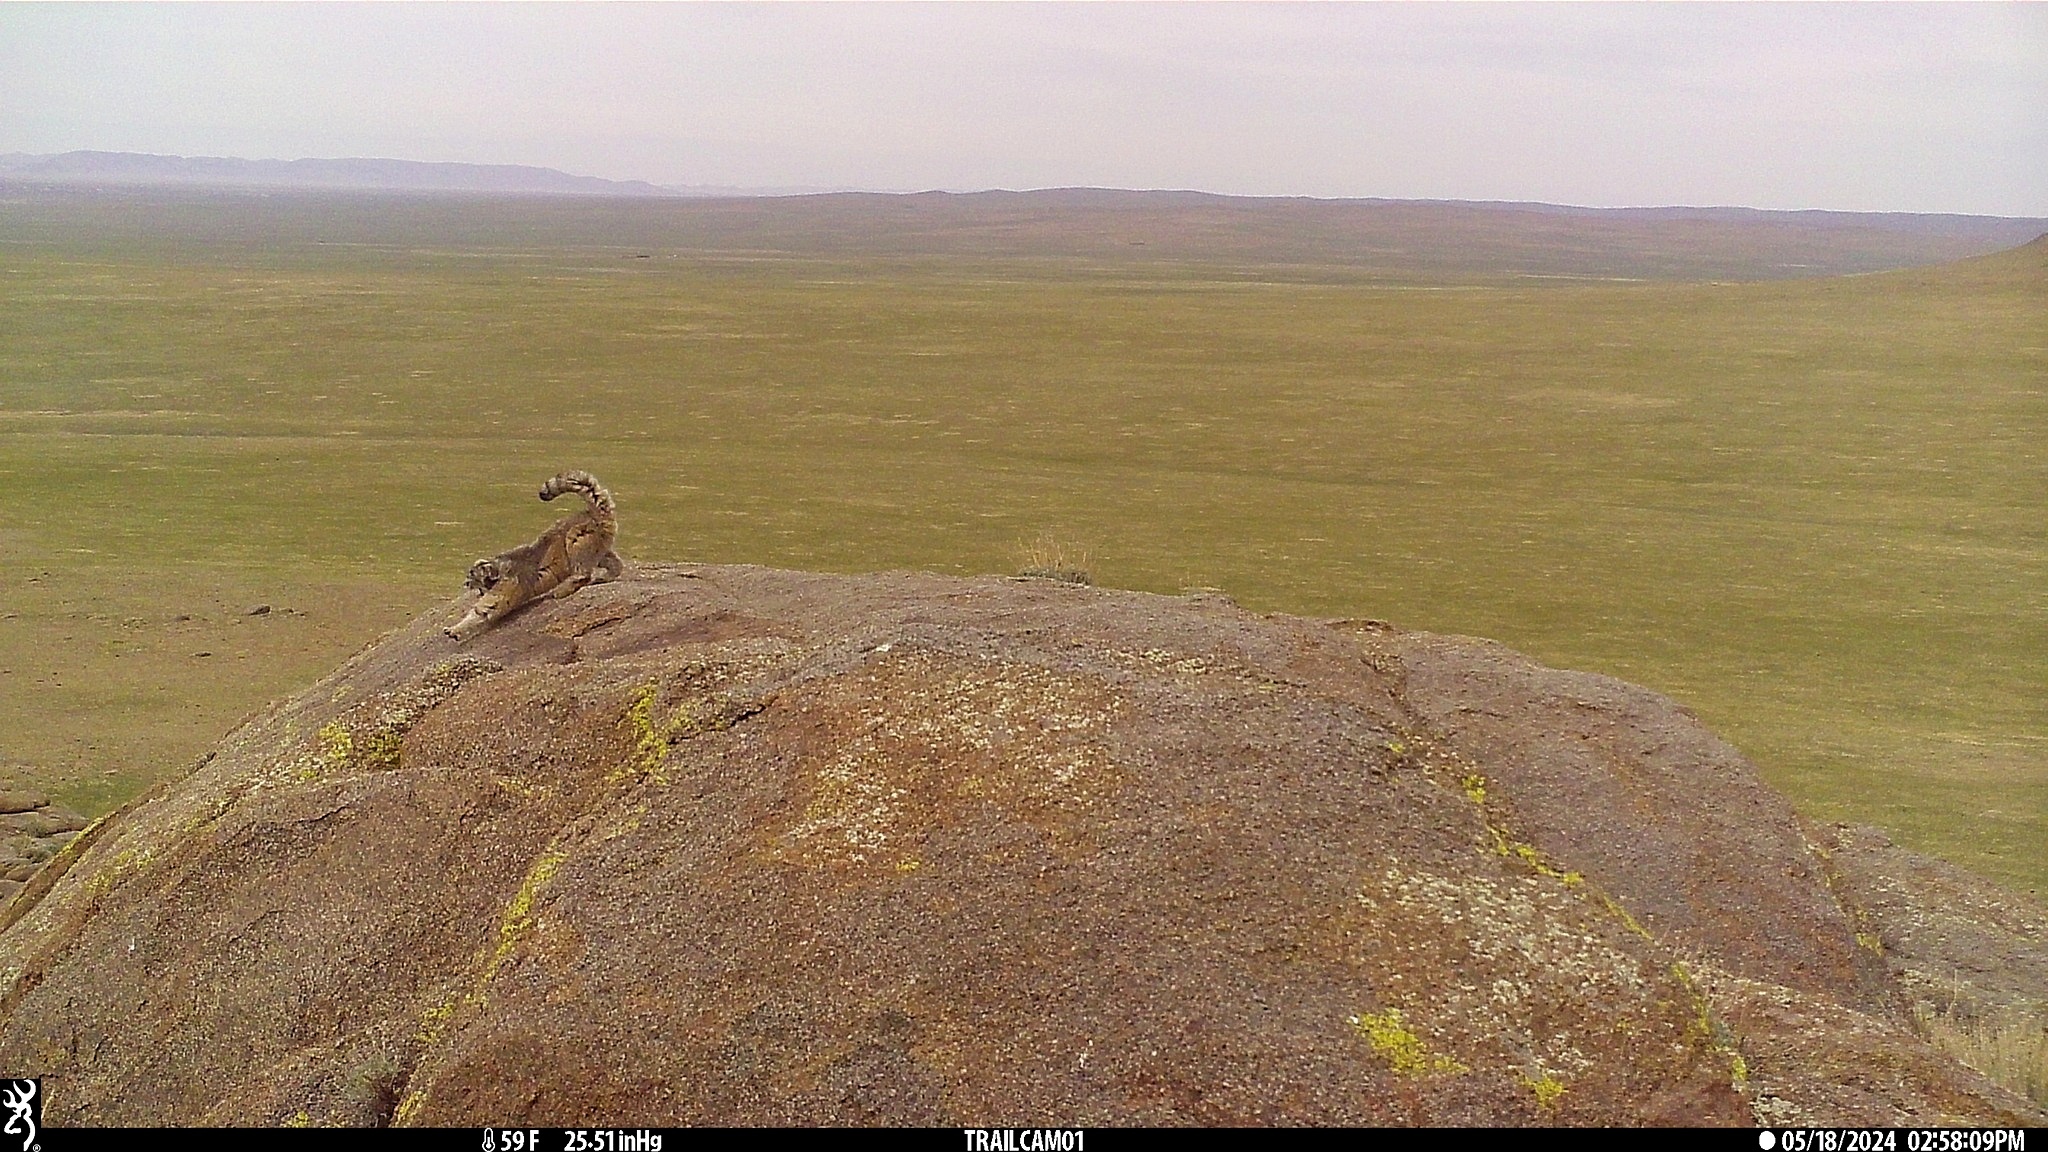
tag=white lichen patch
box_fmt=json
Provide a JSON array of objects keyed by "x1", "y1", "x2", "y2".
[
  {"x1": 676, "y1": 638, "x2": 804, "y2": 685},
  {"x1": 1124, "y1": 647, "x2": 1217, "y2": 676},
  {"x1": 492, "y1": 774, "x2": 556, "y2": 802},
  {"x1": 1356, "y1": 865, "x2": 1662, "y2": 1086},
  {"x1": 776, "y1": 650, "x2": 1122, "y2": 866},
  {"x1": 782, "y1": 745, "x2": 908, "y2": 861},
  {"x1": 1112, "y1": 645, "x2": 1305, "y2": 698}
]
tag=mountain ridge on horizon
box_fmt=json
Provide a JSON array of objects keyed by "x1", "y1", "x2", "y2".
[
  {"x1": 3, "y1": 150, "x2": 2042, "y2": 231},
  {"x1": 0, "y1": 149, "x2": 825, "y2": 199}
]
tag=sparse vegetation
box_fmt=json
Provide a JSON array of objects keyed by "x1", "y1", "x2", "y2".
[
  {"x1": 1913, "y1": 1001, "x2": 2048, "y2": 1108},
  {"x1": 1016, "y1": 534, "x2": 1093, "y2": 585},
  {"x1": 340, "y1": 1051, "x2": 404, "y2": 1128}
]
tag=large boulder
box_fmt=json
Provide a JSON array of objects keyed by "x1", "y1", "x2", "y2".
[{"x1": 0, "y1": 566, "x2": 2036, "y2": 1125}]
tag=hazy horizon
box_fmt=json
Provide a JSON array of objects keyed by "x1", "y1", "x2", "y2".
[{"x1": 3, "y1": 3, "x2": 2044, "y2": 217}]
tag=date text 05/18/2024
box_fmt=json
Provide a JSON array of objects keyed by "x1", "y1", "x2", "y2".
[{"x1": 1763, "y1": 1132, "x2": 2027, "y2": 1152}]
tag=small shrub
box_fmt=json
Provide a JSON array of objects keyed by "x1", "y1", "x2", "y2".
[
  {"x1": 341, "y1": 1051, "x2": 404, "y2": 1127},
  {"x1": 1016, "y1": 534, "x2": 1092, "y2": 585}
]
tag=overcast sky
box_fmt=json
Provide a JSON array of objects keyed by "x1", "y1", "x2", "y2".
[{"x1": 3, "y1": 2, "x2": 2043, "y2": 215}]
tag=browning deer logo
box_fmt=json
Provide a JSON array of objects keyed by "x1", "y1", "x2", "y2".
[{"x1": 1, "y1": 1079, "x2": 37, "y2": 1152}]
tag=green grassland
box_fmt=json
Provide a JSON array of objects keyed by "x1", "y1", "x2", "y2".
[{"x1": 1, "y1": 190, "x2": 2042, "y2": 893}]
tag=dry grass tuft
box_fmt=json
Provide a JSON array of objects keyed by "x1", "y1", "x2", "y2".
[
  {"x1": 1912, "y1": 1001, "x2": 2048, "y2": 1108},
  {"x1": 1016, "y1": 535, "x2": 1092, "y2": 586}
]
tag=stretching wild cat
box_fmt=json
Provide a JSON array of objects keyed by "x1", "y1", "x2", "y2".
[{"x1": 446, "y1": 470, "x2": 623, "y2": 641}]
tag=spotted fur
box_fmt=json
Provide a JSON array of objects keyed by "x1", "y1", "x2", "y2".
[{"x1": 446, "y1": 471, "x2": 624, "y2": 641}]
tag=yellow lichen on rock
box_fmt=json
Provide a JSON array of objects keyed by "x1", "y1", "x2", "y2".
[
  {"x1": 1524, "y1": 1070, "x2": 1567, "y2": 1106},
  {"x1": 1350, "y1": 1009, "x2": 1468, "y2": 1076}
]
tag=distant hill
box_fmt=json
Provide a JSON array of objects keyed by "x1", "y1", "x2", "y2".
[
  {"x1": 631, "y1": 188, "x2": 2047, "y2": 279},
  {"x1": 3, "y1": 154, "x2": 2043, "y2": 280},
  {"x1": 0, "y1": 150, "x2": 752, "y2": 197}
]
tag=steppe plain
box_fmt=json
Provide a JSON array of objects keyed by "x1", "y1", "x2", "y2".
[{"x1": 0, "y1": 184, "x2": 2041, "y2": 900}]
